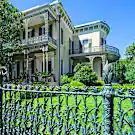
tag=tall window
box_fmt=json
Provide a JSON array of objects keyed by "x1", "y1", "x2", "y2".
[
  {"x1": 61, "y1": 60, "x2": 63, "y2": 75},
  {"x1": 101, "y1": 38, "x2": 104, "y2": 45},
  {"x1": 23, "y1": 31, "x2": 25, "y2": 39},
  {"x1": 39, "y1": 27, "x2": 42, "y2": 36},
  {"x1": 28, "y1": 29, "x2": 35, "y2": 38},
  {"x1": 39, "y1": 27, "x2": 45, "y2": 36},
  {"x1": 69, "y1": 38, "x2": 71, "y2": 49},
  {"x1": 31, "y1": 29, "x2": 35, "y2": 37},
  {"x1": 61, "y1": 28, "x2": 63, "y2": 45},
  {"x1": 49, "y1": 24, "x2": 53, "y2": 38}
]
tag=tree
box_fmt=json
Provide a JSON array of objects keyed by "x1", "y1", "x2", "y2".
[
  {"x1": 125, "y1": 42, "x2": 135, "y2": 61},
  {"x1": 115, "y1": 60, "x2": 127, "y2": 85},
  {"x1": 124, "y1": 42, "x2": 135, "y2": 84},
  {"x1": 74, "y1": 63, "x2": 98, "y2": 86},
  {"x1": 0, "y1": 0, "x2": 23, "y2": 66}
]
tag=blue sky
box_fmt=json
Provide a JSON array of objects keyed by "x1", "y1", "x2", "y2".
[{"x1": 9, "y1": 0, "x2": 135, "y2": 58}]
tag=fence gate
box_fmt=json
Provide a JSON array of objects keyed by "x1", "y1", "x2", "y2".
[{"x1": 0, "y1": 64, "x2": 135, "y2": 135}]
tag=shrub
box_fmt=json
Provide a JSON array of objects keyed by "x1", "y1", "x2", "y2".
[
  {"x1": 61, "y1": 74, "x2": 74, "y2": 85},
  {"x1": 74, "y1": 63, "x2": 98, "y2": 86},
  {"x1": 62, "y1": 80, "x2": 86, "y2": 91},
  {"x1": 94, "y1": 80, "x2": 104, "y2": 86},
  {"x1": 66, "y1": 72, "x2": 74, "y2": 77}
]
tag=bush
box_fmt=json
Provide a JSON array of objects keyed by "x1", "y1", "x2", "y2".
[
  {"x1": 66, "y1": 72, "x2": 74, "y2": 77},
  {"x1": 93, "y1": 80, "x2": 104, "y2": 86},
  {"x1": 62, "y1": 81, "x2": 86, "y2": 91},
  {"x1": 74, "y1": 63, "x2": 98, "y2": 86},
  {"x1": 61, "y1": 75, "x2": 73, "y2": 85}
]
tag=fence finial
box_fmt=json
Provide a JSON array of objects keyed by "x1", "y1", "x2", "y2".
[{"x1": 103, "y1": 63, "x2": 113, "y2": 84}]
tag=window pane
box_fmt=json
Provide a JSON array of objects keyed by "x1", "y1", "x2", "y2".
[
  {"x1": 31, "y1": 29, "x2": 35, "y2": 37},
  {"x1": 43, "y1": 28, "x2": 45, "y2": 35},
  {"x1": 49, "y1": 24, "x2": 53, "y2": 37},
  {"x1": 28, "y1": 32, "x2": 31, "y2": 38},
  {"x1": 39, "y1": 27, "x2": 42, "y2": 36},
  {"x1": 83, "y1": 39, "x2": 88, "y2": 45},
  {"x1": 61, "y1": 28, "x2": 63, "y2": 44},
  {"x1": 23, "y1": 31, "x2": 25, "y2": 39}
]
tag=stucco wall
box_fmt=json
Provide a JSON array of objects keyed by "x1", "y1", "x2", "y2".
[
  {"x1": 55, "y1": 18, "x2": 73, "y2": 79},
  {"x1": 73, "y1": 31, "x2": 100, "y2": 51}
]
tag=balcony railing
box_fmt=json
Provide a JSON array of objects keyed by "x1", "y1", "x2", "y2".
[
  {"x1": 69, "y1": 45, "x2": 120, "y2": 56},
  {"x1": 3, "y1": 35, "x2": 57, "y2": 48}
]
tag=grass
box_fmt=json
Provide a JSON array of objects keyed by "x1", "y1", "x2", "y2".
[
  {"x1": 2, "y1": 84, "x2": 135, "y2": 134},
  {"x1": 3, "y1": 89, "x2": 134, "y2": 134}
]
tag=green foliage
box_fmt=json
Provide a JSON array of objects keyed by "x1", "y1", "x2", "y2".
[
  {"x1": 66, "y1": 72, "x2": 74, "y2": 77},
  {"x1": 74, "y1": 63, "x2": 98, "y2": 86},
  {"x1": 125, "y1": 42, "x2": 135, "y2": 61},
  {"x1": 62, "y1": 80, "x2": 86, "y2": 91},
  {"x1": 40, "y1": 72, "x2": 51, "y2": 78},
  {"x1": 124, "y1": 43, "x2": 135, "y2": 84},
  {"x1": 126, "y1": 61, "x2": 135, "y2": 84},
  {"x1": 61, "y1": 75, "x2": 73, "y2": 84},
  {"x1": 95, "y1": 80, "x2": 104, "y2": 86},
  {"x1": 0, "y1": 0, "x2": 23, "y2": 65},
  {"x1": 115, "y1": 60, "x2": 127, "y2": 85}
]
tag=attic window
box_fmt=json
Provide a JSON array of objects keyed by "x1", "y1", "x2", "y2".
[
  {"x1": 84, "y1": 27, "x2": 88, "y2": 31},
  {"x1": 80, "y1": 29, "x2": 83, "y2": 32},
  {"x1": 89, "y1": 27, "x2": 93, "y2": 30},
  {"x1": 94, "y1": 25, "x2": 98, "y2": 29},
  {"x1": 101, "y1": 25, "x2": 104, "y2": 29}
]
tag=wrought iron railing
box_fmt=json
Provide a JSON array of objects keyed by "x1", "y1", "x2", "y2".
[
  {"x1": 3, "y1": 35, "x2": 57, "y2": 48},
  {"x1": 69, "y1": 45, "x2": 120, "y2": 56}
]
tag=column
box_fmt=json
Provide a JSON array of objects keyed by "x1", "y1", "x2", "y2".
[
  {"x1": 44, "y1": 11, "x2": 49, "y2": 40},
  {"x1": 51, "y1": 57, "x2": 54, "y2": 73},
  {"x1": 41, "y1": 45, "x2": 48, "y2": 73},
  {"x1": 89, "y1": 56, "x2": 94, "y2": 69},
  {"x1": 24, "y1": 19, "x2": 30, "y2": 41},
  {"x1": 46, "y1": 51, "x2": 48, "y2": 73},
  {"x1": 51, "y1": 56, "x2": 54, "y2": 82},
  {"x1": 102, "y1": 55, "x2": 106, "y2": 68},
  {"x1": 42, "y1": 46, "x2": 45, "y2": 72}
]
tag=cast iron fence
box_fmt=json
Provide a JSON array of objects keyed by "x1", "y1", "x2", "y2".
[{"x1": 0, "y1": 63, "x2": 135, "y2": 134}]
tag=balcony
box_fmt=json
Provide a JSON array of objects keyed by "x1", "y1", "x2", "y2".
[
  {"x1": 3, "y1": 35, "x2": 57, "y2": 49},
  {"x1": 69, "y1": 45, "x2": 120, "y2": 62}
]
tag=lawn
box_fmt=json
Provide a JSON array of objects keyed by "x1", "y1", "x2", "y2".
[{"x1": 2, "y1": 88, "x2": 134, "y2": 134}]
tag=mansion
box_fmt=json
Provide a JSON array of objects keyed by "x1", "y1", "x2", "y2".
[{"x1": 6, "y1": 0, "x2": 120, "y2": 84}]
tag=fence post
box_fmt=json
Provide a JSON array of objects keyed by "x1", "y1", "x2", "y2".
[{"x1": 102, "y1": 63, "x2": 114, "y2": 135}]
